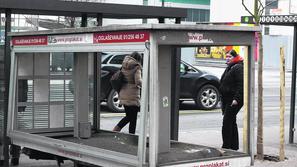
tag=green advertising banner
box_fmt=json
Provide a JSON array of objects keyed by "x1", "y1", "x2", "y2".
[{"x1": 161, "y1": 0, "x2": 210, "y2": 5}]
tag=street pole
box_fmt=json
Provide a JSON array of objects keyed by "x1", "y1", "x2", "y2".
[
  {"x1": 279, "y1": 47, "x2": 285, "y2": 161},
  {"x1": 289, "y1": 25, "x2": 297, "y2": 144},
  {"x1": 3, "y1": 9, "x2": 11, "y2": 166}
]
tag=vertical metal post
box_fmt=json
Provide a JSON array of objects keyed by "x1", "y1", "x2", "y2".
[
  {"x1": 96, "y1": 13, "x2": 102, "y2": 26},
  {"x1": 149, "y1": 35, "x2": 159, "y2": 167},
  {"x1": 158, "y1": 18, "x2": 165, "y2": 24},
  {"x1": 279, "y1": 47, "x2": 285, "y2": 161},
  {"x1": 81, "y1": 13, "x2": 87, "y2": 27},
  {"x1": 138, "y1": 46, "x2": 150, "y2": 166},
  {"x1": 243, "y1": 47, "x2": 249, "y2": 153},
  {"x1": 94, "y1": 13, "x2": 102, "y2": 131},
  {"x1": 248, "y1": 45, "x2": 255, "y2": 165},
  {"x1": 3, "y1": 9, "x2": 11, "y2": 166},
  {"x1": 175, "y1": 18, "x2": 181, "y2": 24},
  {"x1": 93, "y1": 52, "x2": 101, "y2": 131},
  {"x1": 170, "y1": 48, "x2": 180, "y2": 141},
  {"x1": 142, "y1": 0, "x2": 148, "y2": 24},
  {"x1": 73, "y1": 53, "x2": 89, "y2": 138},
  {"x1": 289, "y1": 25, "x2": 297, "y2": 144}
]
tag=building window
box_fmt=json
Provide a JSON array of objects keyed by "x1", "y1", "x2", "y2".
[
  {"x1": 265, "y1": 0, "x2": 278, "y2": 15},
  {"x1": 182, "y1": 9, "x2": 210, "y2": 22},
  {"x1": 264, "y1": 26, "x2": 270, "y2": 35}
]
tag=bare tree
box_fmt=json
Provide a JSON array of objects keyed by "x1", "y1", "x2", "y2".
[{"x1": 242, "y1": 0, "x2": 277, "y2": 160}]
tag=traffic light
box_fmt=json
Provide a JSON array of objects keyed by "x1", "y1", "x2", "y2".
[{"x1": 241, "y1": 16, "x2": 255, "y2": 24}]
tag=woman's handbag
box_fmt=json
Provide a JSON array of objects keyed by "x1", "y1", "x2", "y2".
[{"x1": 110, "y1": 69, "x2": 125, "y2": 92}]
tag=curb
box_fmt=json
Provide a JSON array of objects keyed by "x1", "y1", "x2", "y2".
[{"x1": 100, "y1": 109, "x2": 222, "y2": 118}]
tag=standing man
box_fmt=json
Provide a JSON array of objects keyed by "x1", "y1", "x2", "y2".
[{"x1": 219, "y1": 49, "x2": 244, "y2": 150}]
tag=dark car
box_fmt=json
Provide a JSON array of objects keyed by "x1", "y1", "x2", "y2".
[{"x1": 101, "y1": 53, "x2": 220, "y2": 112}]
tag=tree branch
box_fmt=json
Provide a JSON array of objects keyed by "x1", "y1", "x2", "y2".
[
  {"x1": 242, "y1": 0, "x2": 255, "y2": 18},
  {"x1": 258, "y1": 0, "x2": 265, "y2": 11}
]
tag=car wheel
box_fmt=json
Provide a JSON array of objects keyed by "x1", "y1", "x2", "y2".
[
  {"x1": 107, "y1": 89, "x2": 125, "y2": 112},
  {"x1": 195, "y1": 84, "x2": 219, "y2": 110}
]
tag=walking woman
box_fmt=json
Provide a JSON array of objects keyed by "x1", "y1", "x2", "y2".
[
  {"x1": 112, "y1": 52, "x2": 142, "y2": 134},
  {"x1": 219, "y1": 49, "x2": 244, "y2": 150}
]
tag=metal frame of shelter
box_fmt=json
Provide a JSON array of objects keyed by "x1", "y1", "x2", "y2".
[
  {"x1": 0, "y1": 0, "x2": 187, "y2": 165},
  {"x1": 8, "y1": 24, "x2": 259, "y2": 167}
]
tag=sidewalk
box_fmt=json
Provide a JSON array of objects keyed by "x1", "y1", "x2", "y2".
[
  {"x1": 179, "y1": 125, "x2": 297, "y2": 167},
  {"x1": 17, "y1": 66, "x2": 297, "y2": 167}
]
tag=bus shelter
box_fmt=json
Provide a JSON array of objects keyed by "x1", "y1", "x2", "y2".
[{"x1": 8, "y1": 24, "x2": 258, "y2": 167}]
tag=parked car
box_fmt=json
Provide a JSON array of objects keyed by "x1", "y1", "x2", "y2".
[{"x1": 100, "y1": 53, "x2": 220, "y2": 112}]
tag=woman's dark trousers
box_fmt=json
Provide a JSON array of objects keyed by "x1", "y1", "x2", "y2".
[
  {"x1": 117, "y1": 105, "x2": 139, "y2": 134},
  {"x1": 222, "y1": 98, "x2": 242, "y2": 150}
]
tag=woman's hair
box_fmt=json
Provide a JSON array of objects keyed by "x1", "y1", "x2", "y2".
[
  {"x1": 131, "y1": 51, "x2": 142, "y2": 63},
  {"x1": 227, "y1": 49, "x2": 238, "y2": 57}
]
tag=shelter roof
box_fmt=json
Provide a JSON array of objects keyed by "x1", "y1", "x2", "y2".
[
  {"x1": 0, "y1": 0, "x2": 187, "y2": 19},
  {"x1": 8, "y1": 24, "x2": 260, "y2": 37}
]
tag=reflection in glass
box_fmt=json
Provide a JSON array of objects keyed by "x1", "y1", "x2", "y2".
[
  {"x1": 34, "y1": 105, "x2": 49, "y2": 128},
  {"x1": 65, "y1": 80, "x2": 74, "y2": 101},
  {"x1": 50, "y1": 80, "x2": 64, "y2": 102},
  {"x1": 34, "y1": 79, "x2": 49, "y2": 102},
  {"x1": 18, "y1": 79, "x2": 29, "y2": 103},
  {"x1": 17, "y1": 105, "x2": 33, "y2": 129},
  {"x1": 50, "y1": 105, "x2": 64, "y2": 128},
  {"x1": 0, "y1": 80, "x2": 3, "y2": 130},
  {"x1": 65, "y1": 103, "x2": 74, "y2": 127},
  {"x1": 50, "y1": 52, "x2": 64, "y2": 74},
  {"x1": 65, "y1": 53, "x2": 73, "y2": 73},
  {"x1": 35, "y1": 53, "x2": 49, "y2": 76},
  {"x1": 88, "y1": 54, "x2": 94, "y2": 124},
  {"x1": 17, "y1": 53, "x2": 33, "y2": 76}
]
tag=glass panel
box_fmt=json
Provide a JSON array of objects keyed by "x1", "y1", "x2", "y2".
[
  {"x1": 109, "y1": 54, "x2": 127, "y2": 64},
  {"x1": 65, "y1": 103, "x2": 74, "y2": 127},
  {"x1": 17, "y1": 53, "x2": 33, "y2": 76},
  {"x1": 193, "y1": 9, "x2": 200, "y2": 22},
  {"x1": 65, "y1": 79, "x2": 74, "y2": 101},
  {"x1": 50, "y1": 52, "x2": 64, "y2": 74},
  {"x1": 18, "y1": 79, "x2": 30, "y2": 103},
  {"x1": 50, "y1": 105, "x2": 64, "y2": 128},
  {"x1": 34, "y1": 53, "x2": 49, "y2": 76},
  {"x1": 34, "y1": 79, "x2": 49, "y2": 102},
  {"x1": 50, "y1": 80, "x2": 64, "y2": 102},
  {"x1": 88, "y1": 54, "x2": 94, "y2": 124},
  {"x1": 17, "y1": 105, "x2": 33, "y2": 129},
  {"x1": 34, "y1": 105, "x2": 49, "y2": 128},
  {"x1": 0, "y1": 80, "x2": 4, "y2": 131},
  {"x1": 65, "y1": 52, "x2": 73, "y2": 73},
  {"x1": 187, "y1": 9, "x2": 193, "y2": 22}
]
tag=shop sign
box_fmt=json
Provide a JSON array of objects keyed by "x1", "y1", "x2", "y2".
[
  {"x1": 93, "y1": 31, "x2": 149, "y2": 43},
  {"x1": 260, "y1": 15, "x2": 297, "y2": 24},
  {"x1": 188, "y1": 33, "x2": 213, "y2": 43},
  {"x1": 48, "y1": 34, "x2": 93, "y2": 45},
  {"x1": 12, "y1": 36, "x2": 48, "y2": 46}
]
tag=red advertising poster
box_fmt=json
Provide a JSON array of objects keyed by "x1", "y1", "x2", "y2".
[
  {"x1": 12, "y1": 36, "x2": 48, "y2": 46},
  {"x1": 93, "y1": 31, "x2": 149, "y2": 43}
]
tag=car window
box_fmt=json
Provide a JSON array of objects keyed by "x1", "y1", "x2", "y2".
[
  {"x1": 180, "y1": 63, "x2": 186, "y2": 73},
  {"x1": 180, "y1": 62, "x2": 199, "y2": 73},
  {"x1": 109, "y1": 54, "x2": 127, "y2": 64},
  {"x1": 102, "y1": 55, "x2": 112, "y2": 64}
]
